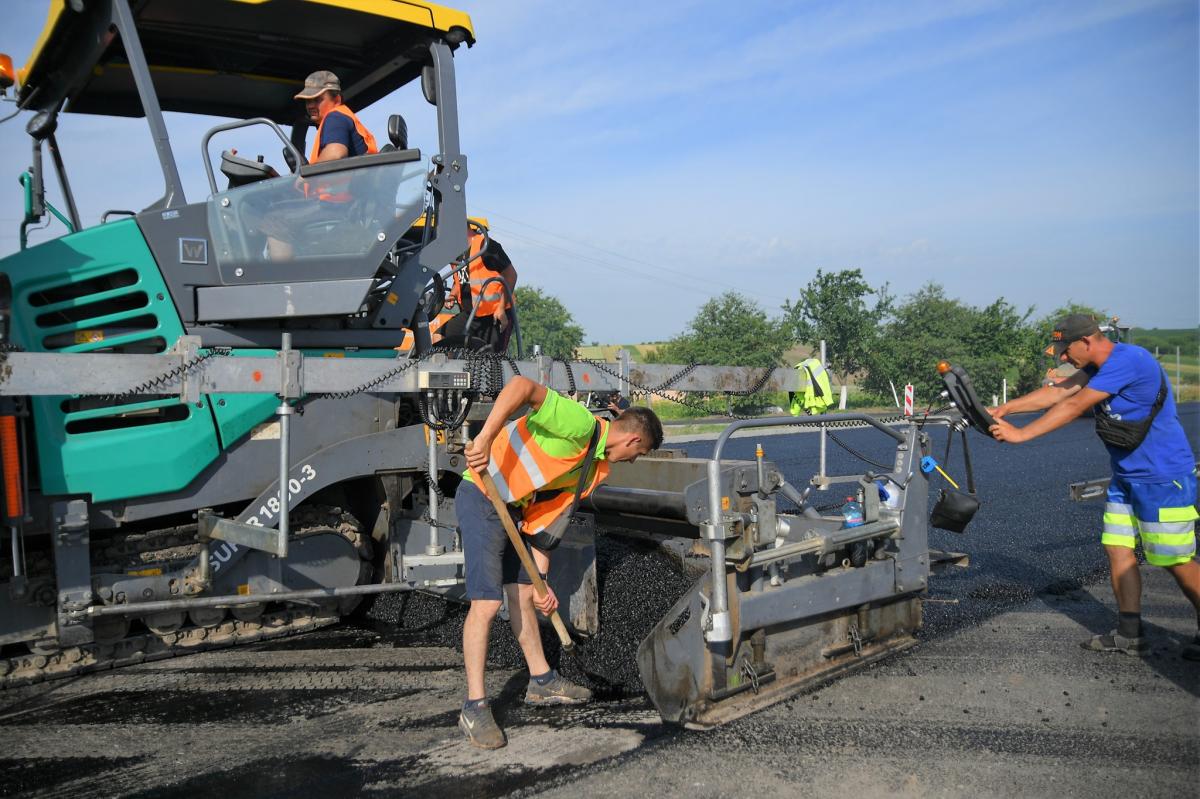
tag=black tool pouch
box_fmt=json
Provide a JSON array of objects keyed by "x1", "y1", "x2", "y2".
[
  {"x1": 524, "y1": 422, "x2": 601, "y2": 553},
  {"x1": 1094, "y1": 370, "x2": 1166, "y2": 451},
  {"x1": 929, "y1": 427, "x2": 981, "y2": 533},
  {"x1": 930, "y1": 489, "x2": 980, "y2": 533}
]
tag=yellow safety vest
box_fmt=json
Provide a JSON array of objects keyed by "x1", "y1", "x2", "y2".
[{"x1": 790, "y1": 357, "x2": 833, "y2": 416}]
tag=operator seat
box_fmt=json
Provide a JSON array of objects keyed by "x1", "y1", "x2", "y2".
[{"x1": 379, "y1": 114, "x2": 408, "y2": 153}]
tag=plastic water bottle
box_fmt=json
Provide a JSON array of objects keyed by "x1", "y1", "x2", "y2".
[
  {"x1": 841, "y1": 496, "x2": 864, "y2": 528},
  {"x1": 875, "y1": 479, "x2": 901, "y2": 509}
]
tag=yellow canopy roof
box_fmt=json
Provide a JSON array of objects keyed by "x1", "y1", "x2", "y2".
[{"x1": 17, "y1": 0, "x2": 475, "y2": 121}]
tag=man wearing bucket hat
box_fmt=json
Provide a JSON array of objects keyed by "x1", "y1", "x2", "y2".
[
  {"x1": 990, "y1": 313, "x2": 1199, "y2": 661},
  {"x1": 259, "y1": 70, "x2": 380, "y2": 260},
  {"x1": 293, "y1": 70, "x2": 378, "y2": 165}
]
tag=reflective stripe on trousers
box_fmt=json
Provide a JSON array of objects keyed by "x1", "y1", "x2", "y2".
[
  {"x1": 1101, "y1": 501, "x2": 1197, "y2": 563},
  {"x1": 1101, "y1": 501, "x2": 1137, "y2": 546},
  {"x1": 1140, "y1": 516, "x2": 1197, "y2": 560}
]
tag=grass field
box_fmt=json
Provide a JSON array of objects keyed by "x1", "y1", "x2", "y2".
[
  {"x1": 575, "y1": 344, "x2": 663, "y2": 362},
  {"x1": 1153, "y1": 353, "x2": 1198, "y2": 402}
]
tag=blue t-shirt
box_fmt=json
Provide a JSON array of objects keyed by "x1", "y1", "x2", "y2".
[
  {"x1": 318, "y1": 111, "x2": 369, "y2": 157},
  {"x1": 1084, "y1": 343, "x2": 1194, "y2": 481}
]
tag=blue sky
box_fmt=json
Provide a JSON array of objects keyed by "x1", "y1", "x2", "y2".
[{"x1": 1, "y1": 0, "x2": 1196, "y2": 343}]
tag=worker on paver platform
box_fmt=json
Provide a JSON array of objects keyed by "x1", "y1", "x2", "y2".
[
  {"x1": 295, "y1": 69, "x2": 378, "y2": 166},
  {"x1": 263, "y1": 70, "x2": 379, "y2": 260},
  {"x1": 395, "y1": 220, "x2": 518, "y2": 353},
  {"x1": 438, "y1": 220, "x2": 519, "y2": 352},
  {"x1": 990, "y1": 313, "x2": 1200, "y2": 661},
  {"x1": 456, "y1": 377, "x2": 663, "y2": 748}
]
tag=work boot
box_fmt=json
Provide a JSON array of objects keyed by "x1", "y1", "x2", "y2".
[
  {"x1": 458, "y1": 700, "x2": 506, "y2": 749},
  {"x1": 524, "y1": 670, "x2": 593, "y2": 706},
  {"x1": 1182, "y1": 634, "x2": 1200, "y2": 662},
  {"x1": 1081, "y1": 629, "x2": 1149, "y2": 656}
]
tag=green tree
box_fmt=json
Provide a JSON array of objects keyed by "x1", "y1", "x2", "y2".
[
  {"x1": 513, "y1": 286, "x2": 584, "y2": 359},
  {"x1": 658, "y1": 292, "x2": 787, "y2": 368},
  {"x1": 1130, "y1": 327, "x2": 1200, "y2": 358},
  {"x1": 781, "y1": 268, "x2": 893, "y2": 382},
  {"x1": 863, "y1": 283, "x2": 1035, "y2": 404}
]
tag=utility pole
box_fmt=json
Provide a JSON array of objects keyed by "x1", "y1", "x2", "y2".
[
  {"x1": 818, "y1": 339, "x2": 827, "y2": 488},
  {"x1": 1176, "y1": 346, "x2": 1182, "y2": 394}
]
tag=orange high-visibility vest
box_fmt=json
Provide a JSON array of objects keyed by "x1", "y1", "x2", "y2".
[
  {"x1": 485, "y1": 416, "x2": 610, "y2": 538},
  {"x1": 308, "y1": 104, "x2": 378, "y2": 202},
  {"x1": 394, "y1": 231, "x2": 513, "y2": 353},
  {"x1": 396, "y1": 302, "x2": 458, "y2": 353},
  {"x1": 450, "y1": 232, "x2": 511, "y2": 322}
]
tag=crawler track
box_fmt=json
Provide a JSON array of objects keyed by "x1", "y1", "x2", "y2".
[{"x1": 0, "y1": 506, "x2": 373, "y2": 689}]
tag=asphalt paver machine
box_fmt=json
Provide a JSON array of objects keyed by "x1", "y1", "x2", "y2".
[
  {"x1": 0, "y1": 0, "x2": 998, "y2": 728},
  {"x1": 0, "y1": 0, "x2": 489, "y2": 683}
]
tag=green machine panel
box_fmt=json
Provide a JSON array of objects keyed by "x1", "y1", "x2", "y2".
[{"x1": 0, "y1": 220, "x2": 219, "y2": 502}]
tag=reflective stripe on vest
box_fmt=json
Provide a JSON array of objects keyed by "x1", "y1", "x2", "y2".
[
  {"x1": 396, "y1": 303, "x2": 459, "y2": 353},
  {"x1": 521, "y1": 460, "x2": 609, "y2": 534},
  {"x1": 450, "y1": 232, "x2": 510, "y2": 321},
  {"x1": 485, "y1": 416, "x2": 610, "y2": 535},
  {"x1": 308, "y1": 104, "x2": 379, "y2": 202}
]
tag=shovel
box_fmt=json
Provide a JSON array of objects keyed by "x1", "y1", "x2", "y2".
[{"x1": 473, "y1": 468, "x2": 576, "y2": 653}]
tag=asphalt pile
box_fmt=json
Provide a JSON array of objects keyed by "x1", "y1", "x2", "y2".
[{"x1": 362, "y1": 532, "x2": 699, "y2": 698}]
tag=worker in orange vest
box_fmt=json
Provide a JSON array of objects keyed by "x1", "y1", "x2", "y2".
[
  {"x1": 455, "y1": 376, "x2": 663, "y2": 748},
  {"x1": 264, "y1": 70, "x2": 379, "y2": 259},
  {"x1": 397, "y1": 219, "x2": 518, "y2": 354},
  {"x1": 438, "y1": 219, "x2": 518, "y2": 351},
  {"x1": 295, "y1": 70, "x2": 377, "y2": 166}
]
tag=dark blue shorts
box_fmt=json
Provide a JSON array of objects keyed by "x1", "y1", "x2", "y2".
[{"x1": 456, "y1": 480, "x2": 535, "y2": 600}]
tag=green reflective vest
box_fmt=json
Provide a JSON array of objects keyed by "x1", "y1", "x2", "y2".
[{"x1": 789, "y1": 357, "x2": 833, "y2": 416}]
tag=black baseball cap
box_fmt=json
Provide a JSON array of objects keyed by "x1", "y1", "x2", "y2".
[{"x1": 1046, "y1": 313, "x2": 1100, "y2": 358}]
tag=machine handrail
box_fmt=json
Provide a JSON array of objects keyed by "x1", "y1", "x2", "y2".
[
  {"x1": 462, "y1": 275, "x2": 522, "y2": 358},
  {"x1": 298, "y1": 147, "x2": 423, "y2": 178},
  {"x1": 201, "y1": 117, "x2": 303, "y2": 195},
  {"x1": 711, "y1": 412, "x2": 906, "y2": 463}
]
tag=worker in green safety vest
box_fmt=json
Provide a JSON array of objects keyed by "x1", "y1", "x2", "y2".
[{"x1": 789, "y1": 357, "x2": 834, "y2": 415}]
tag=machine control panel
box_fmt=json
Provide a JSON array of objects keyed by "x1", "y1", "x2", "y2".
[{"x1": 418, "y1": 371, "x2": 471, "y2": 390}]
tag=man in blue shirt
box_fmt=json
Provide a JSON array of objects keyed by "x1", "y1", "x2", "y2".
[
  {"x1": 991, "y1": 314, "x2": 1199, "y2": 661},
  {"x1": 260, "y1": 71, "x2": 380, "y2": 260},
  {"x1": 293, "y1": 70, "x2": 378, "y2": 164}
]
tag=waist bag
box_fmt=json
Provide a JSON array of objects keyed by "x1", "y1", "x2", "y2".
[
  {"x1": 525, "y1": 421, "x2": 601, "y2": 552},
  {"x1": 1094, "y1": 370, "x2": 1167, "y2": 451}
]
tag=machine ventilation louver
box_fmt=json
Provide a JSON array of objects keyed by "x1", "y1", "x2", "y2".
[{"x1": 31, "y1": 267, "x2": 184, "y2": 433}]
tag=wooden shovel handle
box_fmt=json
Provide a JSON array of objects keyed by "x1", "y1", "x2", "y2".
[{"x1": 474, "y1": 466, "x2": 575, "y2": 651}]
